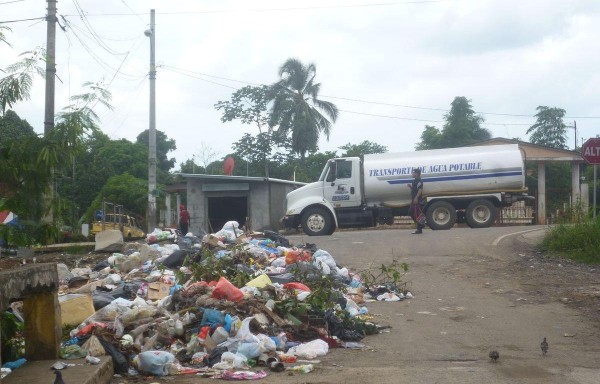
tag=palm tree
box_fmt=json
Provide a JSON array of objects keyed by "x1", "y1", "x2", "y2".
[{"x1": 269, "y1": 58, "x2": 338, "y2": 158}]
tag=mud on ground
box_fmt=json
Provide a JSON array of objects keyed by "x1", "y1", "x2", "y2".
[{"x1": 448, "y1": 235, "x2": 600, "y2": 325}]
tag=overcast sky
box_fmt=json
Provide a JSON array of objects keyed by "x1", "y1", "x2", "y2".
[{"x1": 1, "y1": 0, "x2": 599, "y2": 170}]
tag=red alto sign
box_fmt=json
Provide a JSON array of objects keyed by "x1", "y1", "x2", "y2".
[{"x1": 582, "y1": 138, "x2": 600, "y2": 164}]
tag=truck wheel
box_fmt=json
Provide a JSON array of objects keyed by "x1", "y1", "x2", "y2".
[
  {"x1": 378, "y1": 216, "x2": 394, "y2": 225},
  {"x1": 301, "y1": 207, "x2": 332, "y2": 236},
  {"x1": 426, "y1": 201, "x2": 456, "y2": 230},
  {"x1": 466, "y1": 199, "x2": 496, "y2": 228}
]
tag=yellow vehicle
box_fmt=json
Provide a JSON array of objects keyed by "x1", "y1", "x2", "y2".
[{"x1": 91, "y1": 213, "x2": 145, "y2": 239}]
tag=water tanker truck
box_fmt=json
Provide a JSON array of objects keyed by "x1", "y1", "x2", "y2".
[{"x1": 283, "y1": 144, "x2": 532, "y2": 236}]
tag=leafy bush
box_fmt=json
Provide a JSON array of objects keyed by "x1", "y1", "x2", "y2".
[
  {"x1": 1, "y1": 311, "x2": 24, "y2": 363},
  {"x1": 542, "y1": 217, "x2": 600, "y2": 263}
]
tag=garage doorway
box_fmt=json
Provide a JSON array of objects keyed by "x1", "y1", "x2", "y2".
[{"x1": 207, "y1": 196, "x2": 248, "y2": 232}]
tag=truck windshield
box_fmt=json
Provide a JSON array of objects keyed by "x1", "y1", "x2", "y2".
[{"x1": 318, "y1": 161, "x2": 333, "y2": 182}]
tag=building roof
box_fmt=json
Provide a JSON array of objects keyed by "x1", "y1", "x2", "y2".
[
  {"x1": 178, "y1": 173, "x2": 306, "y2": 186},
  {"x1": 475, "y1": 138, "x2": 585, "y2": 163}
]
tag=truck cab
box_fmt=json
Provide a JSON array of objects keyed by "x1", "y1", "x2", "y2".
[
  {"x1": 285, "y1": 157, "x2": 379, "y2": 235},
  {"x1": 322, "y1": 158, "x2": 363, "y2": 208}
]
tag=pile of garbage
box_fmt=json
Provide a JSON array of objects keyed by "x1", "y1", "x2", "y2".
[{"x1": 2, "y1": 221, "x2": 413, "y2": 380}]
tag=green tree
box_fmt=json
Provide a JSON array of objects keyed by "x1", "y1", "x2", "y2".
[
  {"x1": 416, "y1": 125, "x2": 442, "y2": 150},
  {"x1": 93, "y1": 139, "x2": 147, "y2": 180},
  {"x1": 417, "y1": 97, "x2": 490, "y2": 149},
  {"x1": 84, "y1": 173, "x2": 147, "y2": 225},
  {"x1": 0, "y1": 83, "x2": 112, "y2": 242},
  {"x1": 136, "y1": 129, "x2": 177, "y2": 174},
  {"x1": 339, "y1": 140, "x2": 387, "y2": 158},
  {"x1": 269, "y1": 58, "x2": 338, "y2": 158},
  {"x1": 0, "y1": 25, "x2": 10, "y2": 47},
  {"x1": 215, "y1": 85, "x2": 275, "y2": 177},
  {"x1": 526, "y1": 106, "x2": 567, "y2": 149},
  {"x1": 179, "y1": 158, "x2": 205, "y2": 174},
  {"x1": 0, "y1": 48, "x2": 45, "y2": 114},
  {"x1": 215, "y1": 85, "x2": 272, "y2": 133},
  {"x1": 0, "y1": 109, "x2": 35, "y2": 146},
  {"x1": 231, "y1": 132, "x2": 295, "y2": 178},
  {"x1": 294, "y1": 151, "x2": 338, "y2": 182}
]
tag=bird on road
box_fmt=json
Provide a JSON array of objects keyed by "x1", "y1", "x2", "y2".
[
  {"x1": 489, "y1": 350, "x2": 499, "y2": 362},
  {"x1": 541, "y1": 337, "x2": 549, "y2": 355},
  {"x1": 53, "y1": 369, "x2": 65, "y2": 384}
]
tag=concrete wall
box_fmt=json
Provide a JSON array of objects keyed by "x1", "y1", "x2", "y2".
[
  {"x1": 269, "y1": 183, "x2": 294, "y2": 229},
  {"x1": 185, "y1": 178, "x2": 296, "y2": 234},
  {"x1": 248, "y1": 182, "x2": 270, "y2": 231},
  {"x1": 187, "y1": 179, "x2": 205, "y2": 235}
]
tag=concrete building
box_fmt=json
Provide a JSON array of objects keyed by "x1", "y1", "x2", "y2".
[{"x1": 168, "y1": 175, "x2": 305, "y2": 234}]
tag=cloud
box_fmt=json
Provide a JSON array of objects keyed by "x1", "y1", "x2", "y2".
[{"x1": 2, "y1": 0, "x2": 600, "y2": 166}]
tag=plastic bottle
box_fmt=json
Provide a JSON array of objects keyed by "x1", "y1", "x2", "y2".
[{"x1": 288, "y1": 363, "x2": 314, "y2": 373}]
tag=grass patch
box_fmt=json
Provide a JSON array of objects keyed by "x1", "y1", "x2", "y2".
[
  {"x1": 542, "y1": 217, "x2": 600, "y2": 263},
  {"x1": 57, "y1": 244, "x2": 95, "y2": 255}
]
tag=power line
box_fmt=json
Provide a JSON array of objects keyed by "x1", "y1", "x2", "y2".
[
  {"x1": 161, "y1": 66, "x2": 532, "y2": 125},
  {"x1": 162, "y1": 66, "x2": 239, "y2": 89},
  {"x1": 0, "y1": 16, "x2": 45, "y2": 24},
  {"x1": 60, "y1": 19, "x2": 145, "y2": 79},
  {"x1": 340, "y1": 109, "x2": 444, "y2": 123},
  {"x1": 60, "y1": 1, "x2": 451, "y2": 17},
  {"x1": 70, "y1": 0, "x2": 130, "y2": 56},
  {"x1": 119, "y1": 0, "x2": 146, "y2": 25},
  {"x1": 0, "y1": 0, "x2": 26, "y2": 5},
  {"x1": 161, "y1": 65, "x2": 600, "y2": 121}
]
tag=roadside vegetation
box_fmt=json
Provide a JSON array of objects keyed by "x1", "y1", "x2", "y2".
[{"x1": 542, "y1": 215, "x2": 600, "y2": 264}]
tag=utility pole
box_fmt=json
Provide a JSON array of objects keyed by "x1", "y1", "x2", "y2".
[
  {"x1": 44, "y1": 0, "x2": 57, "y2": 136},
  {"x1": 145, "y1": 10, "x2": 157, "y2": 232},
  {"x1": 573, "y1": 120, "x2": 577, "y2": 150}
]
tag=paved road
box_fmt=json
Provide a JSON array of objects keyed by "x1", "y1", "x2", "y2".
[{"x1": 116, "y1": 225, "x2": 600, "y2": 384}]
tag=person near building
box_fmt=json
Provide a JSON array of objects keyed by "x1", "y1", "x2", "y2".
[
  {"x1": 179, "y1": 204, "x2": 190, "y2": 235},
  {"x1": 407, "y1": 168, "x2": 426, "y2": 234}
]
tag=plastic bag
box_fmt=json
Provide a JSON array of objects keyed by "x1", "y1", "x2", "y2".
[
  {"x1": 285, "y1": 249, "x2": 312, "y2": 264},
  {"x1": 313, "y1": 259, "x2": 331, "y2": 275},
  {"x1": 212, "y1": 276, "x2": 243, "y2": 302},
  {"x1": 283, "y1": 282, "x2": 311, "y2": 292},
  {"x1": 237, "y1": 342, "x2": 261, "y2": 359},
  {"x1": 81, "y1": 335, "x2": 106, "y2": 357},
  {"x1": 235, "y1": 316, "x2": 259, "y2": 343},
  {"x1": 60, "y1": 345, "x2": 88, "y2": 359},
  {"x1": 214, "y1": 221, "x2": 244, "y2": 241},
  {"x1": 200, "y1": 308, "x2": 225, "y2": 327},
  {"x1": 313, "y1": 249, "x2": 337, "y2": 269},
  {"x1": 214, "y1": 351, "x2": 247, "y2": 369},
  {"x1": 287, "y1": 339, "x2": 329, "y2": 359},
  {"x1": 134, "y1": 351, "x2": 175, "y2": 376},
  {"x1": 257, "y1": 334, "x2": 276, "y2": 353},
  {"x1": 120, "y1": 306, "x2": 158, "y2": 326},
  {"x1": 245, "y1": 274, "x2": 272, "y2": 288},
  {"x1": 99, "y1": 337, "x2": 129, "y2": 374}
]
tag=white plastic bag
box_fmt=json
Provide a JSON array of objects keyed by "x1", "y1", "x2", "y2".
[
  {"x1": 235, "y1": 316, "x2": 259, "y2": 343},
  {"x1": 237, "y1": 342, "x2": 261, "y2": 359},
  {"x1": 313, "y1": 249, "x2": 337, "y2": 269},
  {"x1": 257, "y1": 334, "x2": 276, "y2": 353},
  {"x1": 288, "y1": 339, "x2": 329, "y2": 359},
  {"x1": 134, "y1": 351, "x2": 175, "y2": 376}
]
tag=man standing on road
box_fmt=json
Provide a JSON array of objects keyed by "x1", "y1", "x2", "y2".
[
  {"x1": 179, "y1": 204, "x2": 190, "y2": 235},
  {"x1": 408, "y1": 168, "x2": 426, "y2": 234}
]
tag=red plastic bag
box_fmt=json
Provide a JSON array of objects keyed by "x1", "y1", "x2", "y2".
[
  {"x1": 212, "y1": 276, "x2": 244, "y2": 302},
  {"x1": 75, "y1": 322, "x2": 107, "y2": 337},
  {"x1": 285, "y1": 249, "x2": 312, "y2": 264},
  {"x1": 283, "y1": 282, "x2": 311, "y2": 292}
]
